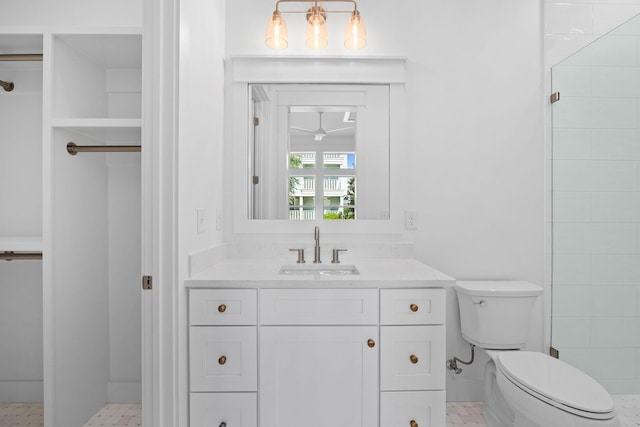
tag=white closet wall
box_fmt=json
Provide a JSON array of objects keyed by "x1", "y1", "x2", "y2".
[{"x1": 0, "y1": 34, "x2": 44, "y2": 403}]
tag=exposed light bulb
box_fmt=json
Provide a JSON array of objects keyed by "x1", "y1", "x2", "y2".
[
  {"x1": 305, "y1": 6, "x2": 328, "y2": 49},
  {"x1": 265, "y1": 11, "x2": 288, "y2": 50},
  {"x1": 344, "y1": 10, "x2": 366, "y2": 50}
]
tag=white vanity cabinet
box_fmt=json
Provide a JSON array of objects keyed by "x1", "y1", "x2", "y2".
[
  {"x1": 189, "y1": 289, "x2": 258, "y2": 427},
  {"x1": 188, "y1": 286, "x2": 446, "y2": 427}
]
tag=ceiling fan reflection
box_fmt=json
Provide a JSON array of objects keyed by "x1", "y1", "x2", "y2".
[{"x1": 290, "y1": 112, "x2": 353, "y2": 141}]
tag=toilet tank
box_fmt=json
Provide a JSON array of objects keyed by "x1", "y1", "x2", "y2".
[{"x1": 454, "y1": 281, "x2": 543, "y2": 350}]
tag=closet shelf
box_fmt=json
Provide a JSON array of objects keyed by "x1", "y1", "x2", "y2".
[
  {"x1": 0, "y1": 236, "x2": 43, "y2": 252},
  {"x1": 51, "y1": 118, "x2": 141, "y2": 128}
]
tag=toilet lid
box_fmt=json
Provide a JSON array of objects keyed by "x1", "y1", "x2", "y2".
[{"x1": 497, "y1": 351, "x2": 615, "y2": 419}]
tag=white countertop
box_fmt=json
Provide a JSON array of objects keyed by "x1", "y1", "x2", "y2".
[{"x1": 187, "y1": 258, "x2": 454, "y2": 288}]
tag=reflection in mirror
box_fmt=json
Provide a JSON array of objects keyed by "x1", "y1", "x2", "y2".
[{"x1": 249, "y1": 84, "x2": 389, "y2": 221}]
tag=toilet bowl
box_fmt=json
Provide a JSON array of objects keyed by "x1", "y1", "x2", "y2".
[{"x1": 454, "y1": 281, "x2": 620, "y2": 427}]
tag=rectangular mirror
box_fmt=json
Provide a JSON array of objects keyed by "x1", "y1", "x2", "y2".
[{"x1": 248, "y1": 84, "x2": 390, "y2": 221}]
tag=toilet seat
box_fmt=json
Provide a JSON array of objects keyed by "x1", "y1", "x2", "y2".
[{"x1": 496, "y1": 351, "x2": 615, "y2": 420}]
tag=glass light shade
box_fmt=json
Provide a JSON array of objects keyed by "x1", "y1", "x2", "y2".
[
  {"x1": 305, "y1": 13, "x2": 328, "y2": 50},
  {"x1": 344, "y1": 11, "x2": 366, "y2": 50},
  {"x1": 265, "y1": 12, "x2": 288, "y2": 50}
]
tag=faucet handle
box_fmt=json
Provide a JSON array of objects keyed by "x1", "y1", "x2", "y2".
[
  {"x1": 331, "y1": 249, "x2": 347, "y2": 264},
  {"x1": 289, "y1": 248, "x2": 305, "y2": 264}
]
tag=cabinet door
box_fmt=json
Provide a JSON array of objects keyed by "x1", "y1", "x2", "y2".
[
  {"x1": 380, "y1": 326, "x2": 445, "y2": 390},
  {"x1": 260, "y1": 326, "x2": 378, "y2": 427}
]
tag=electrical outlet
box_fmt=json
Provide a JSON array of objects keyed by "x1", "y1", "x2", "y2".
[{"x1": 405, "y1": 210, "x2": 418, "y2": 230}]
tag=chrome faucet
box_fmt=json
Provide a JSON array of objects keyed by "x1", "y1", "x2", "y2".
[{"x1": 313, "y1": 226, "x2": 321, "y2": 263}]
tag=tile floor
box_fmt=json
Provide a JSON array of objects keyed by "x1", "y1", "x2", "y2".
[{"x1": 1, "y1": 396, "x2": 639, "y2": 426}]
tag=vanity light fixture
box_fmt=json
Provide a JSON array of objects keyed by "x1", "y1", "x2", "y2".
[{"x1": 265, "y1": 0, "x2": 367, "y2": 50}]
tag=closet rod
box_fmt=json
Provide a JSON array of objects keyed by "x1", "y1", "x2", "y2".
[
  {"x1": 67, "y1": 142, "x2": 141, "y2": 155},
  {"x1": 1, "y1": 251, "x2": 42, "y2": 261},
  {"x1": 0, "y1": 54, "x2": 43, "y2": 62}
]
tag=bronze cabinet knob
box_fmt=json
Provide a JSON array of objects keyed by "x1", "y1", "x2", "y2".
[
  {"x1": 367, "y1": 339, "x2": 375, "y2": 348},
  {"x1": 410, "y1": 354, "x2": 419, "y2": 364},
  {"x1": 410, "y1": 420, "x2": 418, "y2": 427},
  {"x1": 218, "y1": 355, "x2": 227, "y2": 365},
  {"x1": 410, "y1": 303, "x2": 419, "y2": 312},
  {"x1": 218, "y1": 304, "x2": 227, "y2": 313}
]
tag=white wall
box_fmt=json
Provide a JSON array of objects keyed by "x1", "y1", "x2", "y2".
[
  {"x1": 178, "y1": 0, "x2": 227, "y2": 424},
  {"x1": 223, "y1": 0, "x2": 544, "y2": 401}
]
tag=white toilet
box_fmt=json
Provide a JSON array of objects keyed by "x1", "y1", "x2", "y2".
[{"x1": 454, "y1": 281, "x2": 620, "y2": 427}]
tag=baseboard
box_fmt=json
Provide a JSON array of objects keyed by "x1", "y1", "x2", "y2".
[
  {"x1": 0, "y1": 381, "x2": 43, "y2": 402},
  {"x1": 107, "y1": 382, "x2": 141, "y2": 403}
]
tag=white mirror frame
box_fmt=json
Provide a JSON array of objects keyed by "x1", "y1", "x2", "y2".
[{"x1": 227, "y1": 56, "x2": 407, "y2": 234}]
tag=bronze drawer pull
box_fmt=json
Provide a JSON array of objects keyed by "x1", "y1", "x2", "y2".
[
  {"x1": 367, "y1": 339, "x2": 375, "y2": 348},
  {"x1": 218, "y1": 355, "x2": 227, "y2": 365},
  {"x1": 410, "y1": 303, "x2": 419, "y2": 312},
  {"x1": 219, "y1": 423, "x2": 227, "y2": 427},
  {"x1": 410, "y1": 420, "x2": 418, "y2": 427},
  {"x1": 410, "y1": 354, "x2": 419, "y2": 364},
  {"x1": 218, "y1": 304, "x2": 227, "y2": 313}
]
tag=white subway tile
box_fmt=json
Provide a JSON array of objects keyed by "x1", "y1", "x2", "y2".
[
  {"x1": 591, "y1": 317, "x2": 640, "y2": 346},
  {"x1": 553, "y1": 253, "x2": 593, "y2": 285},
  {"x1": 592, "y1": 66, "x2": 640, "y2": 97},
  {"x1": 560, "y1": 34, "x2": 639, "y2": 66},
  {"x1": 546, "y1": 34, "x2": 601, "y2": 67},
  {"x1": 553, "y1": 160, "x2": 638, "y2": 191},
  {"x1": 592, "y1": 192, "x2": 640, "y2": 221},
  {"x1": 553, "y1": 97, "x2": 638, "y2": 129},
  {"x1": 590, "y1": 222, "x2": 639, "y2": 252},
  {"x1": 552, "y1": 65, "x2": 592, "y2": 95},
  {"x1": 592, "y1": 129, "x2": 640, "y2": 160},
  {"x1": 561, "y1": 348, "x2": 635, "y2": 379},
  {"x1": 594, "y1": 4, "x2": 640, "y2": 34},
  {"x1": 554, "y1": 191, "x2": 592, "y2": 221},
  {"x1": 552, "y1": 129, "x2": 592, "y2": 159},
  {"x1": 594, "y1": 287, "x2": 639, "y2": 315},
  {"x1": 553, "y1": 286, "x2": 595, "y2": 315},
  {"x1": 592, "y1": 254, "x2": 640, "y2": 284},
  {"x1": 553, "y1": 222, "x2": 638, "y2": 253},
  {"x1": 547, "y1": 3, "x2": 594, "y2": 35},
  {"x1": 552, "y1": 316, "x2": 592, "y2": 346}
]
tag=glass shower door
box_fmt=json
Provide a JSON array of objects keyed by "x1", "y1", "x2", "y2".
[{"x1": 551, "y1": 13, "x2": 640, "y2": 395}]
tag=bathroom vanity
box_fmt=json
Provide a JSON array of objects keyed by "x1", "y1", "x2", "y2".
[{"x1": 187, "y1": 258, "x2": 452, "y2": 427}]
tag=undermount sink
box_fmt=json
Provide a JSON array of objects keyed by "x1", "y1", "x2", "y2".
[{"x1": 279, "y1": 264, "x2": 360, "y2": 276}]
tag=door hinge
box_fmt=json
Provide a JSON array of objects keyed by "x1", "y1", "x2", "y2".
[
  {"x1": 550, "y1": 92, "x2": 560, "y2": 104},
  {"x1": 253, "y1": 176, "x2": 259, "y2": 184},
  {"x1": 253, "y1": 117, "x2": 260, "y2": 126},
  {"x1": 549, "y1": 347, "x2": 559, "y2": 359},
  {"x1": 142, "y1": 275, "x2": 152, "y2": 290}
]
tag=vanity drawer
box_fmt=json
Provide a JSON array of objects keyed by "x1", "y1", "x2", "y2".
[
  {"x1": 190, "y1": 289, "x2": 257, "y2": 325},
  {"x1": 260, "y1": 289, "x2": 378, "y2": 325},
  {"x1": 190, "y1": 392, "x2": 257, "y2": 427},
  {"x1": 190, "y1": 326, "x2": 257, "y2": 391},
  {"x1": 380, "y1": 289, "x2": 445, "y2": 325},
  {"x1": 380, "y1": 391, "x2": 445, "y2": 427},
  {"x1": 380, "y1": 326, "x2": 445, "y2": 390}
]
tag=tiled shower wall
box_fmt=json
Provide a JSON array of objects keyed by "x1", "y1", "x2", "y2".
[{"x1": 550, "y1": 10, "x2": 640, "y2": 394}]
